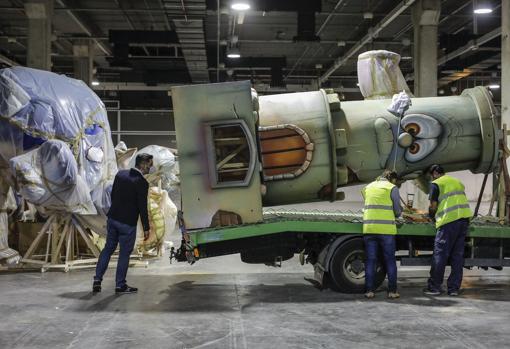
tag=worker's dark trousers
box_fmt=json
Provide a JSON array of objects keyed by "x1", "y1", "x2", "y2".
[
  {"x1": 364, "y1": 234, "x2": 397, "y2": 293},
  {"x1": 94, "y1": 218, "x2": 137, "y2": 289},
  {"x1": 427, "y1": 218, "x2": 469, "y2": 293}
]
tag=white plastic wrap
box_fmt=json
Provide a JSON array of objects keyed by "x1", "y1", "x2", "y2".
[
  {"x1": 0, "y1": 187, "x2": 20, "y2": 265},
  {"x1": 357, "y1": 50, "x2": 412, "y2": 100},
  {"x1": 387, "y1": 91, "x2": 412, "y2": 117},
  {"x1": 115, "y1": 141, "x2": 138, "y2": 170},
  {"x1": 136, "y1": 186, "x2": 177, "y2": 255},
  {"x1": 0, "y1": 67, "x2": 117, "y2": 214},
  {"x1": 9, "y1": 140, "x2": 96, "y2": 214},
  {"x1": 128, "y1": 145, "x2": 180, "y2": 203}
]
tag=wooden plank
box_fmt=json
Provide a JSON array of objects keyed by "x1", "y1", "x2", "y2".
[
  {"x1": 53, "y1": 218, "x2": 71, "y2": 264},
  {"x1": 50, "y1": 218, "x2": 62, "y2": 264},
  {"x1": 23, "y1": 215, "x2": 54, "y2": 260},
  {"x1": 65, "y1": 225, "x2": 73, "y2": 264},
  {"x1": 260, "y1": 135, "x2": 305, "y2": 153},
  {"x1": 73, "y1": 218, "x2": 100, "y2": 257}
]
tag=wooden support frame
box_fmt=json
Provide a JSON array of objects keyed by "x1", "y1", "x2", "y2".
[{"x1": 21, "y1": 214, "x2": 100, "y2": 272}]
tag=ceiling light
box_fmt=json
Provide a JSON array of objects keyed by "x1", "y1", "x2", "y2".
[
  {"x1": 337, "y1": 40, "x2": 346, "y2": 47},
  {"x1": 227, "y1": 47, "x2": 241, "y2": 59},
  {"x1": 488, "y1": 84, "x2": 500, "y2": 89},
  {"x1": 363, "y1": 12, "x2": 373, "y2": 19},
  {"x1": 474, "y1": 1, "x2": 492, "y2": 14},
  {"x1": 91, "y1": 81, "x2": 100, "y2": 86},
  {"x1": 474, "y1": 8, "x2": 492, "y2": 14},
  {"x1": 231, "y1": 2, "x2": 250, "y2": 11}
]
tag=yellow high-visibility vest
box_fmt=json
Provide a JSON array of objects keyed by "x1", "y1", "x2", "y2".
[
  {"x1": 362, "y1": 180, "x2": 397, "y2": 235},
  {"x1": 432, "y1": 175, "x2": 472, "y2": 228}
]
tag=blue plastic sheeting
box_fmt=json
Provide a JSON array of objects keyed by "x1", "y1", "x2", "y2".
[{"x1": 0, "y1": 67, "x2": 117, "y2": 214}]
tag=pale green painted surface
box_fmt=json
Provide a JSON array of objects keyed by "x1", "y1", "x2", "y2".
[{"x1": 171, "y1": 81, "x2": 263, "y2": 229}]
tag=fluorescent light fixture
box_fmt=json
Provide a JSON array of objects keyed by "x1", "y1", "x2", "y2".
[
  {"x1": 91, "y1": 81, "x2": 100, "y2": 86},
  {"x1": 227, "y1": 47, "x2": 241, "y2": 58},
  {"x1": 231, "y1": 2, "x2": 250, "y2": 11},
  {"x1": 474, "y1": 0, "x2": 493, "y2": 13},
  {"x1": 488, "y1": 84, "x2": 500, "y2": 89},
  {"x1": 474, "y1": 8, "x2": 492, "y2": 14}
]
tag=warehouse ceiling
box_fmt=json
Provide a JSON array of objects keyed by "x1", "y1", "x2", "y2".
[{"x1": 0, "y1": 0, "x2": 503, "y2": 100}]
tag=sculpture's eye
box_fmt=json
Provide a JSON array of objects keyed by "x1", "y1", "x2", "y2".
[
  {"x1": 401, "y1": 114, "x2": 441, "y2": 138},
  {"x1": 405, "y1": 139, "x2": 438, "y2": 162}
]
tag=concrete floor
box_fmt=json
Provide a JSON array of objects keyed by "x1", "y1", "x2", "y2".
[{"x1": 1, "y1": 253, "x2": 510, "y2": 349}]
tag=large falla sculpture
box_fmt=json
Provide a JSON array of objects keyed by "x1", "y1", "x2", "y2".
[{"x1": 172, "y1": 50, "x2": 498, "y2": 229}]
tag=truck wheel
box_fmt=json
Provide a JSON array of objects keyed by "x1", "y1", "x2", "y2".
[{"x1": 328, "y1": 238, "x2": 385, "y2": 293}]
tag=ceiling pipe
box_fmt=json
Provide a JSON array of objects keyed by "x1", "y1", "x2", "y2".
[
  {"x1": 113, "y1": 0, "x2": 150, "y2": 56},
  {"x1": 318, "y1": 0, "x2": 417, "y2": 85},
  {"x1": 284, "y1": 0, "x2": 344, "y2": 81},
  {"x1": 0, "y1": 53, "x2": 19, "y2": 66},
  {"x1": 437, "y1": 26, "x2": 502, "y2": 65},
  {"x1": 55, "y1": 0, "x2": 111, "y2": 56}
]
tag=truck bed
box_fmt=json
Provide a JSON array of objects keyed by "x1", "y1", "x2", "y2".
[{"x1": 189, "y1": 208, "x2": 510, "y2": 246}]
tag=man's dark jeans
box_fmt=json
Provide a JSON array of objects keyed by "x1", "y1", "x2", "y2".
[
  {"x1": 427, "y1": 218, "x2": 469, "y2": 293},
  {"x1": 94, "y1": 218, "x2": 137, "y2": 289},
  {"x1": 364, "y1": 234, "x2": 397, "y2": 293}
]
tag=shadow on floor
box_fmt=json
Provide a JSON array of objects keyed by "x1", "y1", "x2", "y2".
[{"x1": 55, "y1": 273, "x2": 509, "y2": 313}]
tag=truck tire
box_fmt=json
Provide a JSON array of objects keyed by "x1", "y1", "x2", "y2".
[{"x1": 328, "y1": 238, "x2": 386, "y2": 293}]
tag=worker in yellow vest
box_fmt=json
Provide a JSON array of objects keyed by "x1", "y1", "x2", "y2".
[
  {"x1": 423, "y1": 165, "x2": 472, "y2": 296},
  {"x1": 361, "y1": 170, "x2": 402, "y2": 299}
]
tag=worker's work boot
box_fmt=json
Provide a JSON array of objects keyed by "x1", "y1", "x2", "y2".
[
  {"x1": 364, "y1": 291, "x2": 375, "y2": 299},
  {"x1": 387, "y1": 291, "x2": 400, "y2": 299},
  {"x1": 92, "y1": 280, "x2": 101, "y2": 293}
]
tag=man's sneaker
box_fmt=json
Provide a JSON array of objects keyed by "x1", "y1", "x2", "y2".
[
  {"x1": 448, "y1": 290, "x2": 460, "y2": 296},
  {"x1": 423, "y1": 288, "x2": 441, "y2": 296},
  {"x1": 387, "y1": 291, "x2": 400, "y2": 299},
  {"x1": 115, "y1": 285, "x2": 138, "y2": 294},
  {"x1": 92, "y1": 280, "x2": 101, "y2": 293},
  {"x1": 364, "y1": 291, "x2": 375, "y2": 299}
]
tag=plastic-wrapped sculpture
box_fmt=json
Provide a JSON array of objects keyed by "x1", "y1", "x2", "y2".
[
  {"x1": 0, "y1": 187, "x2": 19, "y2": 265},
  {"x1": 0, "y1": 67, "x2": 117, "y2": 267},
  {"x1": 128, "y1": 145, "x2": 180, "y2": 205},
  {"x1": 128, "y1": 145, "x2": 179, "y2": 256}
]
